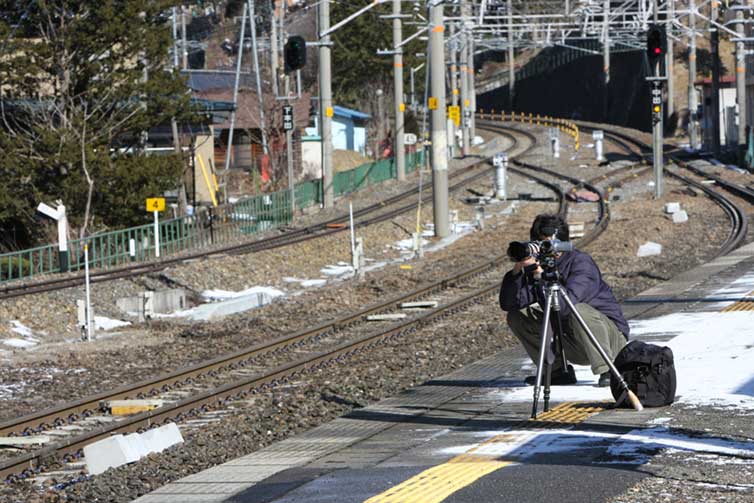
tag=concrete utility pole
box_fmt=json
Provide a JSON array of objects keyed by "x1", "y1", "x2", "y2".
[
  {"x1": 469, "y1": 37, "x2": 476, "y2": 139},
  {"x1": 603, "y1": 0, "x2": 610, "y2": 120},
  {"x1": 319, "y1": 0, "x2": 334, "y2": 207},
  {"x1": 393, "y1": 0, "x2": 406, "y2": 181},
  {"x1": 429, "y1": 2, "x2": 449, "y2": 238},
  {"x1": 460, "y1": 15, "x2": 471, "y2": 157},
  {"x1": 711, "y1": 5, "x2": 722, "y2": 157},
  {"x1": 172, "y1": 7, "x2": 180, "y2": 69},
  {"x1": 736, "y1": 1, "x2": 746, "y2": 164},
  {"x1": 181, "y1": 5, "x2": 188, "y2": 70},
  {"x1": 449, "y1": 23, "x2": 459, "y2": 157},
  {"x1": 507, "y1": 0, "x2": 515, "y2": 110},
  {"x1": 666, "y1": 0, "x2": 675, "y2": 120},
  {"x1": 688, "y1": 0, "x2": 698, "y2": 149},
  {"x1": 270, "y1": 0, "x2": 280, "y2": 97}
]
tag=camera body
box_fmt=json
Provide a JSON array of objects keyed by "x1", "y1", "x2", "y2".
[{"x1": 507, "y1": 239, "x2": 574, "y2": 262}]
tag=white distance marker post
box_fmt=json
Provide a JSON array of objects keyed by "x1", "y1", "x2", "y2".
[
  {"x1": 349, "y1": 201, "x2": 358, "y2": 273},
  {"x1": 550, "y1": 128, "x2": 560, "y2": 159},
  {"x1": 493, "y1": 153, "x2": 507, "y2": 200},
  {"x1": 84, "y1": 243, "x2": 92, "y2": 342},
  {"x1": 146, "y1": 198, "x2": 166, "y2": 259},
  {"x1": 593, "y1": 130, "x2": 605, "y2": 162},
  {"x1": 153, "y1": 210, "x2": 160, "y2": 258}
]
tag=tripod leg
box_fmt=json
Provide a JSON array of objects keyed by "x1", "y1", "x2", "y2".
[
  {"x1": 559, "y1": 293, "x2": 644, "y2": 411},
  {"x1": 543, "y1": 359, "x2": 552, "y2": 412},
  {"x1": 532, "y1": 291, "x2": 554, "y2": 419},
  {"x1": 553, "y1": 311, "x2": 569, "y2": 373},
  {"x1": 544, "y1": 310, "x2": 566, "y2": 413}
]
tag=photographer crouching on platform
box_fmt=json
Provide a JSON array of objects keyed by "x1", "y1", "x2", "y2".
[{"x1": 499, "y1": 214, "x2": 629, "y2": 387}]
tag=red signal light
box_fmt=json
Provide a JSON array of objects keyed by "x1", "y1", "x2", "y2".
[{"x1": 654, "y1": 47, "x2": 661, "y2": 55}]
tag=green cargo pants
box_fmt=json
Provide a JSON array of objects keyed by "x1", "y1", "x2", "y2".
[{"x1": 506, "y1": 303, "x2": 626, "y2": 375}]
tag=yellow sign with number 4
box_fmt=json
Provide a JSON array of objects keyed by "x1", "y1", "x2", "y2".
[{"x1": 146, "y1": 198, "x2": 165, "y2": 212}]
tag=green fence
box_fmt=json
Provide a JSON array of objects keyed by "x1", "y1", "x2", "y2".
[{"x1": 0, "y1": 150, "x2": 425, "y2": 284}]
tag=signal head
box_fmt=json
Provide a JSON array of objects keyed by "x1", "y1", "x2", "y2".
[{"x1": 646, "y1": 24, "x2": 667, "y2": 63}]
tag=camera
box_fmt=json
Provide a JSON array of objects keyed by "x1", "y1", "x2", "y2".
[{"x1": 507, "y1": 239, "x2": 573, "y2": 262}]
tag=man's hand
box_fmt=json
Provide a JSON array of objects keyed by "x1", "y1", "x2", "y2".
[{"x1": 513, "y1": 256, "x2": 539, "y2": 275}]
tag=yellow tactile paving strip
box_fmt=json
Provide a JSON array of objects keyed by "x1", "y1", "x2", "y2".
[
  {"x1": 364, "y1": 402, "x2": 607, "y2": 503},
  {"x1": 722, "y1": 290, "x2": 754, "y2": 312}
]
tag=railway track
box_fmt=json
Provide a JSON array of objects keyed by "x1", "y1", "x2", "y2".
[
  {"x1": 0, "y1": 170, "x2": 567, "y2": 483},
  {"x1": 0, "y1": 124, "x2": 605, "y2": 484},
  {"x1": 6, "y1": 119, "x2": 746, "y2": 486},
  {"x1": 0, "y1": 130, "x2": 532, "y2": 301},
  {"x1": 581, "y1": 124, "x2": 749, "y2": 257}
]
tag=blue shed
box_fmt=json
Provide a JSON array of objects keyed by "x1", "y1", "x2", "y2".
[{"x1": 306, "y1": 105, "x2": 371, "y2": 154}]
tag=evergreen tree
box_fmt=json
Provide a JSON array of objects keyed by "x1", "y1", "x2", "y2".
[
  {"x1": 330, "y1": 1, "x2": 425, "y2": 110},
  {"x1": 0, "y1": 0, "x2": 191, "y2": 247}
]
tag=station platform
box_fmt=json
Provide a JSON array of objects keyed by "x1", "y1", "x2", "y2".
[{"x1": 134, "y1": 242, "x2": 754, "y2": 503}]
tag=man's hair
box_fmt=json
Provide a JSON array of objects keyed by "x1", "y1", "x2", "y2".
[{"x1": 530, "y1": 214, "x2": 569, "y2": 241}]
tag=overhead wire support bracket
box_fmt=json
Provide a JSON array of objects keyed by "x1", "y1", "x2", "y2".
[{"x1": 306, "y1": 41, "x2": 334, "y2": 47}]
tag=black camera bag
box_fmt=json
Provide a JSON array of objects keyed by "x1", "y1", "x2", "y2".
[{"x1": 610, "y1": 340, "x2": 676, "y2": 407}]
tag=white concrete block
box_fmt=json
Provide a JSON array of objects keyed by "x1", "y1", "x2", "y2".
[
  {"x1": 125, "y1": 432, "x2": 151, "y2": 458},
  {"x1": 664, "y1": 202, "x2": 681, "y2": 214},
  {"x1": 83, "y1": 434, "x2": 140, "y2": 475},
  {"x1": 142, "y1": 423, "x2": 184, "y2": 454},
  {"x1": 672, "y1": 210, "x2": 689, "y2": 224},
  {"x1": 637, "y1": 242, "x2": 663, "y2": 257}
]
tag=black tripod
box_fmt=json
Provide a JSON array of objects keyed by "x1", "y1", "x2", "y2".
[{"x1": 531, "y1": 263, "x2": 643, "y2": 418}]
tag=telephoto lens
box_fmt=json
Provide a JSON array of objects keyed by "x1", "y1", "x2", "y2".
[
  {"x1": 507, "y1": 241, "x2": 531, "y2": 262},
  {"x1": 507, "y1": 241, "x2": 541, "y2": 261}
]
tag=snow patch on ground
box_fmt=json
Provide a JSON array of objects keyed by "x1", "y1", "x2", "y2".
[
  {"x1": 94, "y1": 316, "x2": 131, "y2": 331},
  {"x1": 630, "y1": 311, "x2": 754, "y2": 410},
  {"x1": 201, "y1": 286, "x2": 286, "y2": 301},
  {"x1": 321, "y1": 263, "x2": 354, "y2": 277},
  {"x1": 10, "y1": 321, "x2": 33, "y2": 338},
  {"x1": 3, "y1": 320, "x2": 40, "y2": 349},
  {"x1": 283, "y1": 277, "x2": 328, "y2": 288},
  {"x1": 437, "y1": 427, "x2": 754, "y2": 467},
  {"x1": 2, "y1": 339, "x2": 37, "y2": 349}
]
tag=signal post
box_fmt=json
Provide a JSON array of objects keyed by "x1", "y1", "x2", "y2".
[
  {"x1": 646, "y1": 24, "x2": 667, "y2": 199},
  {"x1": 648, "y1": 77, "x2": 666, "y2": 198}
]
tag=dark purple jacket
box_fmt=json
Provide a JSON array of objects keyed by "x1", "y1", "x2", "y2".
[{"x1": 499, "y1": 248, "x2": 629, "y2": 338}]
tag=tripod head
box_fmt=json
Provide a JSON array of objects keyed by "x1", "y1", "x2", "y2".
[
  {"x1": 535, "y1": 239, "x2": 572, "y2": 284},
  {"x1": 539, "y1": 254, "x2": 560, "y2": 283}
]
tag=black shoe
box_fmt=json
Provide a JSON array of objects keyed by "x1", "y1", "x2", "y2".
[
  {"x1": 524, "y1": 365, "x2": 577, "y2": 386},
  {"x1": 597, "y1": 371, "x2": 611, "y2": 387}
]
